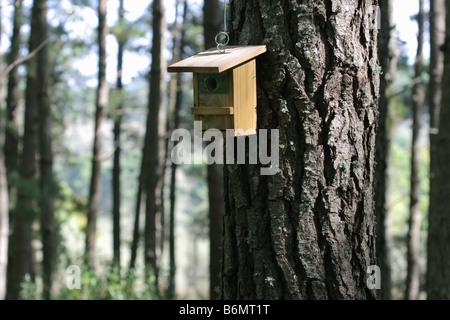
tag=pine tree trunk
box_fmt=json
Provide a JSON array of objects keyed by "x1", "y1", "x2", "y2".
[
  {"x1": 375, "y1": 0, "x2": 394, "y2": 300},
  {"x1": 7, "y1": 0, "x2": 41, "y2": 299},
  {"x1": 203, "y1": 0, "x2": 225, "y2": 300},
  {"x1": 5, "y1": 0, "x2": 22, "y2": 190},
  {"x1": 427, "y1": 0, "x2": 450, "y2": 300},
  {"x1": 85, "y1": 0, "x2": 108, "y2": 270},
  {"x1": 0, "y1": 146, "x2": 7, "y2": 301},
  {"x1": 112, "y1": 0, "x2": 124, "y2": 271},
  {"x1": 35, "y1": 0, "x2": 55, "y2": 300},
  {"x1": 405, "y1": 0, "x2": 424, "y2": 301},
  {"x1": 0, "y1": 2, "x2": 8, "y2": 301},
  {"x1": 428, "y1": 0, "x2": 445, "y2": 133},
  {"x1": 167, "y1": 0, "x2": 188, "y2": 299},
  {"x1": 222, "y1": 0, "x2": 379, "y2": 300},
  {"x1": 2, "y1": 1, "x2": 23, "y2": 300},
  {"x1": 144, "y1": 0, "x2": 166, "y2": 291},
  {"x1": 129, "y1": 166, "x2": 143, "y2": 271}
]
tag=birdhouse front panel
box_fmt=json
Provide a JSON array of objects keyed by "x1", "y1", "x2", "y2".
[
  {"x1": 193, "y1": 69, "x2": 233, "y2": 133},
  {"x1": 167, "y1": 45, "x2": 266, "y2": 137}
]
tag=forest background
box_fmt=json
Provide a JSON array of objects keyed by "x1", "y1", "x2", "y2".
[{"x1": 0, "y1": 0, "x2": 446, "y2": 300}]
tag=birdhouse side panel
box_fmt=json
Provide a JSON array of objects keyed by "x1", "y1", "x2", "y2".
[{"x1": 233, "y1": 60, "x2": 257, "y2": 135}]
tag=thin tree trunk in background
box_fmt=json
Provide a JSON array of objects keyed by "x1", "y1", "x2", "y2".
[
  {"x1": 0, "y1": 2, "x2": 9, "y2": 301},
  {"x1": 375, "y1": 0, "x2": 395, "y2": 300},
  {"x1": 129, "y1": 164, "x2": 143, "y2": 271},
  {"x1": 0, "y1": 145, "x2": 7, "y2": 301},
  {"x1": 7, "y1": 0, "x2": 41, "y2": 299},
  {"x1": 222, "y1": 0, "x2": 379, "y2": 300},
  {"x1": 35, "y1": 0, "x2": 55, "y2": 300},
  {"x1": 427, "y1": 0, "x2": 450, "y2": 300},
  {"x1": 167, "y1": 0, "x2": 181, "y2": 121},
  {"x1": 85, "y1": 0, "x2": 108, "y2": 270},
  {"x1": 112, "y1": 0, "x2": 124, "y2": 271},
  {"x1": 427, "y1": 0, "x2": 445, "y2": 299},
  {"x1": 203, "y1": 0, "x2": 225, "y2": 301},
  {"x1": 5, "y1": 0, "x2": 22, "y2": 190},
  {"x1": 144, "y1": 0, "x2": 166, "y2": 292},
  {"x1": 405, "y1": 0, "x2": 424, "y2": 301},
  {"x1": 167, "y1": 0, "x2": 188, "y2": 299},
  {"x1": 428, "y1": 0, "x2": 445, "y2": 133},
  {"x1": 3, "y1": 1, "x2": 23, "y2": 300}
]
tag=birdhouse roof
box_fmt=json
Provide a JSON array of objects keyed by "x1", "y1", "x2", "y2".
[{"x1": 168, "y1": 45, "x2": 267, "y2": 74}]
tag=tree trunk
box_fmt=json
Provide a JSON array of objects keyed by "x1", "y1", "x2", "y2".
[
  {"x1": 0, "y1": 145, "x2": 7, "y2": 301},
  {"x1": 2, "y1": 0, "x2": 23, "y2": 300},
  {"x1": 144, "y1": 0, "x2": 166, "y2": 291},
  {"x1": 7, "y1": 0, "x2": 41, "y2": 299},
  {"x1": 427, "y1": 0, "x2": 450, "y2": 300},
  {"x1": 203, "y1": 0, "x2": 225, "y2": 301},
  {"x1": 85, "y1": 0, "x2": 108, "y2": 270},
  {"x1": 4, "y1": 7, "x2": 22, "y2": 291},
  {"x1": 129, "y1": 164, "x2": 143, "y2": 272},
  {"x1": 0, "y1": 2, "x2": 8, "y2": 301},
  {"x1": 428, "y1": 0, "x2": 445, "y2": 135},
  {"x1": 5, "y1": 0, "x2": 22, "y2": 190},
  {"x1": 35, "y1": 0, "x2": 55, "y2": 300},
  {"x1": 112, "y1": 0, "x2": 124, "y2": 271},
  {"x1": 222, "y1": 0, "x2": 379, "y2": 300},
  {"x1": 405, "y1": 0, "x2": 424, "y2": 301},
  {"x1": 167, "y1": 0, "x2": 188, "y2": 299},
  {"x1": 375, "y1": 0, "x2": 395, "y2": 300}
]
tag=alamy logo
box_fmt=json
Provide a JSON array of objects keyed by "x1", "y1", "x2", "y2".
[
  {"x1": 366, "y1": 265, "x2": 381, "y2": 290},
  {"x1": 171, "y1": 121, "x2": 280, "y2": 176},
  {"x1": 66, "y1": 265, "x2": 81, "y2": 290},
  {"x1": 367, "y1": 5, "x2": 381, "y2": 30}
]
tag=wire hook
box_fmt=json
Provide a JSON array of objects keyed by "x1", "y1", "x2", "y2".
[{"x1": 215, "y1": 31, "x2": 229, "y2": 54}]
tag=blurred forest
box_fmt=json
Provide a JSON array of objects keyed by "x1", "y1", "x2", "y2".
[{"x1": 0, "y1": 0, "x2": 448, "y2": 300}]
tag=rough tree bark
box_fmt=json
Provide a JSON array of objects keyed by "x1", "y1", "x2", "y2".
[
  {"x1": 144, "y1": 0, "x2": 167, "y2": 291},
  {"x1": 7, "y1": 0, "x2": 41, "y2": 299},
  {"x1": 222, "y1": 0, "x2": 380, "y2": 300},
  {"x1": 35, "y1": 0, "x2": 55, "y2": 300},
  {"x1": 85, "y1": 0, "x2": 109, "y2": 270},
  {"x1": 405, "y1": 0, "x2": 424, "y2": 301},
  {"x1": 375, "y1": 0, "x2": 395, "y2": 300},
  {"x1": 112, "y1": 0, "x2": 124, "y2": 271},
  {"x1": 427, "y1": 0, "x2": 450, "y2": 300},
  {"x1": 203, "y1": 0, "x2": 225, "y2": 300}
]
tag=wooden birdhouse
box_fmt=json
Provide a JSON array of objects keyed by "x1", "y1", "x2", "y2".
[{"x1": 168, "y1": 45, "x2": 267, "y2": 137}]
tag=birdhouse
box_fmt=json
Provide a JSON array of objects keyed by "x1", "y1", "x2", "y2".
[{"x1": 168, "y1": 45, "x2": 267, "y2": 137}]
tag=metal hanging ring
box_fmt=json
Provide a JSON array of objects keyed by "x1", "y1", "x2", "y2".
[{"x1": 215, "y1": 32, "x2": 230, "y2": 54}]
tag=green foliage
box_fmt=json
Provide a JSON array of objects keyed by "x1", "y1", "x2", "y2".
[
  {"x1": 19, "y1": 267, "x2": 157, "y2": 300},
  {"x1": 110, "y1": 19, "x2": 147, "y2": 48},
  {"x1": 20, "y1": 275, "x2": 39, "y2": 300}
]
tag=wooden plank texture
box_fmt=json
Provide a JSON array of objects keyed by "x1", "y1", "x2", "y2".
[
  {"x1": 191, "y1": 107, "x2": 234, "y2": 115},
  {"x1": 168, "y1": 45, "x2": 267, "y2": 73},
  {"x1": 233, "y1": 60, "x2": 257, "y2": 134}
]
